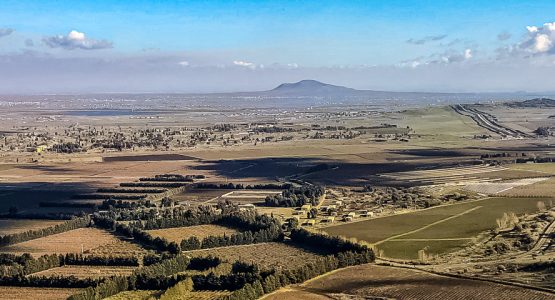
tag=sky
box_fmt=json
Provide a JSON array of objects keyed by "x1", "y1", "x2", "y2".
[{"x1": 1, "y1": 0, "x2": 555, "y2": 93}]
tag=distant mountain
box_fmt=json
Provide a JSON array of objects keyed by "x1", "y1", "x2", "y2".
[
  {"x1": 267, "y1": 80, "x2": 358, "y2": 96},
  {"x1": 507, "y1": 98, "x2": 555, "y2": 108}
]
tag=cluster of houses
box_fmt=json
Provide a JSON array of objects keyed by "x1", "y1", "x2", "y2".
[{"x1": 286, "y1": 200, "x2": 375, "y2": 227}]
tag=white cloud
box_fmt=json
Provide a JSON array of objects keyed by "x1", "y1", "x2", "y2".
[
  {"x1": 43, "y1": 30, "x2": 112, "y2": 50},
  {"x1": 506, "y1": 22, "x2": 555, "y2": 56},
  {"x1": 0, "y1": 28, "x2": 14, "y2": 38},
  {"x1": 178, "y1": 60, "x2": 190, "y2": 66},
  {"x1": 464, "y1": 49, "x2": 473, "y2": 60},
  {"x1": 287, "y1": 63, "x2": 299, "y2": 69},
  {"x1": 406, "y1": 34, "x2": 447, "y2": 45},
  {"x1": 233, "y1": 60, "x2": 256, "y2": 69}
]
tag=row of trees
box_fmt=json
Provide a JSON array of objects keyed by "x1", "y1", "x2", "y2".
[
  {"x1": 264, "y1": 184, "x2": 325, "y2": 207},
  {"x1": 195, "y1": 182, "x2": 291, "y2": 190},
  {"x1": 120, "y1": 182, "x2": 188, "y2": 188},
  {"x1": 0, "y1": 217, "x2": 90, "y2": 247},
  {"x1": 224, "y1": 250, "x2": 374, "y2": 300},
  {"x1": 139, "y1": 175, "x2": 194, "y2": 182},
  {"x1": 0, "y1": 253, "x2": 139, "y2": 278}
]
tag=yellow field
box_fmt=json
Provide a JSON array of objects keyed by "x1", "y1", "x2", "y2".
[
  {"x1": 147, "y1": 224, "x2": 240, "y2": 243},
  {"x1": 185, "y1": 242, "x2": 323, "y2": 271},
  {"x1": 0, "y1": 286, "x2": 82, "y2": 300},
  {"x1": 0, "y1": 228, "x2": 122, "y2": 257},
  {"x1": 105, "y1": 290, "x2": 161, "y2": 300}
]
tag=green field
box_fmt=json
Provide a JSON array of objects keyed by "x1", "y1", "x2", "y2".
[{"x1": 322, "y1": 197, "x2": 553, "y2": 259}]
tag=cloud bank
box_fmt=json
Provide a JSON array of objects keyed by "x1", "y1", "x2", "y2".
[
  {"x1": 0, "y1": 28, "x2": 14, "y2": 38},
  {"x1": 42, "y1": 30, "x2": 112, "y2": 50}
]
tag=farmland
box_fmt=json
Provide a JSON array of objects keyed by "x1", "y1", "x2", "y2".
[
  {"x1": 0, "y1": 94, "x2": 553, "y2": 298},
  {"x1": 0, "y1": 228, "x2": 123, "y2": 257},
  {"x1": 147, "y1": 224, "x2": 241, "y2": 243},
  {"x1": 264, "y1": 264, "x2": 555, "y2": 300},
  {"x1": 322, "y1": 196, "x2": 553, "y2": 259},
  {"x1": 0, "y1": 219, "x2": 65, "y2": 236},
  {"x1": 185, "y1": 242, "x2": 325, "y2": 271},
  {"x1": 0, "y1": 286, "x2": 82, "y2": 300},
  {"x1": 30, "y1": 265, "x2": 136, "y2": 279}
]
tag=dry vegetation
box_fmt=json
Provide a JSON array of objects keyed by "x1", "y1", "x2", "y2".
[
  {"x1": 0, "y1": 286, "x2": 82, "y2": 300},
  {"x1": 105, "y1": 290, "x2": 161, "y2": 300},
  {"x1": 147, "y1": 224, "x2": 240, "y2": 243},
  {"x1": 86, "y1": 237, "x2": 150, "y2": 257},
  {"x1": 30, "y1": 265, "x2": 136, "y2": 279},
  {"x1": 0, "y1": 228, "x2": 122, "y2": 257},
  {"x1": 265, "y1": 264, "x2": 555, "y2": 300},
  {"x1": 185, "y1": 242, "x2": 324, "y2": 271},
  {"x1": 0, "y1": 219, "x2": 65, "y2": 236}
]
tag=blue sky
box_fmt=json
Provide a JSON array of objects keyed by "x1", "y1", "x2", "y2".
[{"x1": 1, "y1": 1, "x2": 555, "y2": 92}]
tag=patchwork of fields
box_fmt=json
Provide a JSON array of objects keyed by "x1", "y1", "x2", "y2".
[
  {"x1": 322, "y1": 196, "x2": 552, "y2": 259},
  {"x1": 264, "y1": 264, "x2": 555, "y2": 300}
]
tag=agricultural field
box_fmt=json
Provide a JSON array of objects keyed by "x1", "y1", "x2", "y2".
[
  {"x1": 0, "y1": 219, "x2": 65, "y2": 236},
  {"x1": 499, "y1": 177, "x2": 555, "y2": 197},
  {"x1": 0, "y1": 286, "x2": 82, "y2": 300},
  {"x1": 463, "y1": 178, "x2": 549, "y2": 195},
  {"x1": 172, "y1": 189, "x2": 229, "y2": 204},
  {"x1": 87, "y1": 237, "x2": 150, "y2": 257},
  {"x1": 105, "y1": 290, "x2": 161, "y2": 300},
  {"x1": 165, "y1": 291, "x2": 232, "y2": 300},
  {"x1": 322, "y1": 197, "x2": 553, "y2": 259},
  {"x1": 509, "y1": 163, "x2": 555, "y2": 175},
  {"x1": 147, "y1": 224, "x2": 241, "y2": 243},
  {"x1": 30, "y1": 265, "x2": 136, "y2": 279},
  {"x1": 185, "y1": 242, "x2": 324, "y2": 271},
  {"x1": 264, "y1": 264, "x2": 555, "y2": 300},
  {"x1": 0, "y1": 228, "x2": 123, "y2": 257}
]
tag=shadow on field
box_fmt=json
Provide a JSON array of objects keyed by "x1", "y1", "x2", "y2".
[
  {"x1": 191, "y1": 155, "x2": 479, "y2": 186},
  {"x1": 0, "y1": 182, "x2": 96, "y2": 214}
]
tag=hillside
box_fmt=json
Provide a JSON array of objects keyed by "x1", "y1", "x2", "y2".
[
  {"x1": 507, "y1": 98, "x2": 555, "y2": 108},
  {"x1": 267, "y1": 80, "x2": 358, "y2": 96}
]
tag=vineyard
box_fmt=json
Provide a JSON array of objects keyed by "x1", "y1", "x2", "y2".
[
  {"x1": 266, "y1": 264, "x2": 555, "y2": 300},
  {"x1": 147, "y1": 224, "x2": 240, "y2": 243},
  {"x1": 0, "y1": 286, "x2": 82, "y2": 300},
  {"x1": 185, "y1": 242, "x2": 324, "y2": 271},
  {"x1": 0, "y1": 228, "x2": 122, "y2": 257},
  {"x1": 30, "y1": 265, "x2": 136, "y2": 279}
]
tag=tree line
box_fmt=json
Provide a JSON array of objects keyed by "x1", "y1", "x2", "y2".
[
  {"x1": 264, "y1": 184, "x2": 325, "y2": 207},
  {"x1": 0, "y1": 217, "x2": 90, "y2": 247},
  {"x1": 195, "y1": 182, "x2": 291, "y2": 190}
]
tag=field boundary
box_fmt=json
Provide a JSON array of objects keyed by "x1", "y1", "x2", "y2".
[
  {"x1": 376, "y1": 261, "x2": 555, "y2": 295},
  {"x1": 374, "y1": 206, "x2": 482, "y2": 245}
]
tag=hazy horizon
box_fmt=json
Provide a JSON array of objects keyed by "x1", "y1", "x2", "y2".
[{"x1": 2, "y1": 1, "x2": 555, "y2": 94}]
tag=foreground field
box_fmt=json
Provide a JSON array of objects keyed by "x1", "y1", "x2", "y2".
[
  {"x1": 185, "y1": 242, "x2": 323, "y2": 271},
  {"x1": 105, "y1": 290, "x2": 161, "y2": 300},
  {"x1": 264, "y1": 264, "x2": 555, "y2": 300},
  {"x1": 30, "y1": 265, "x2": 136, "y2": 279},
  {"x1": 0, "y1": 228, "x2": 123, "y2": 257},
  {"x1": 147, "y1": 224, "x2": 240, "y2": 243},
  {"x1": 322, "y1": 197, "x2": 552, "y2": 259},
  {"x1": 0, "y1": 286, "x2": 81, "y2": 300},
  {"x1": 0, "y1": 219, "x2": 65, "y2": 236}
]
